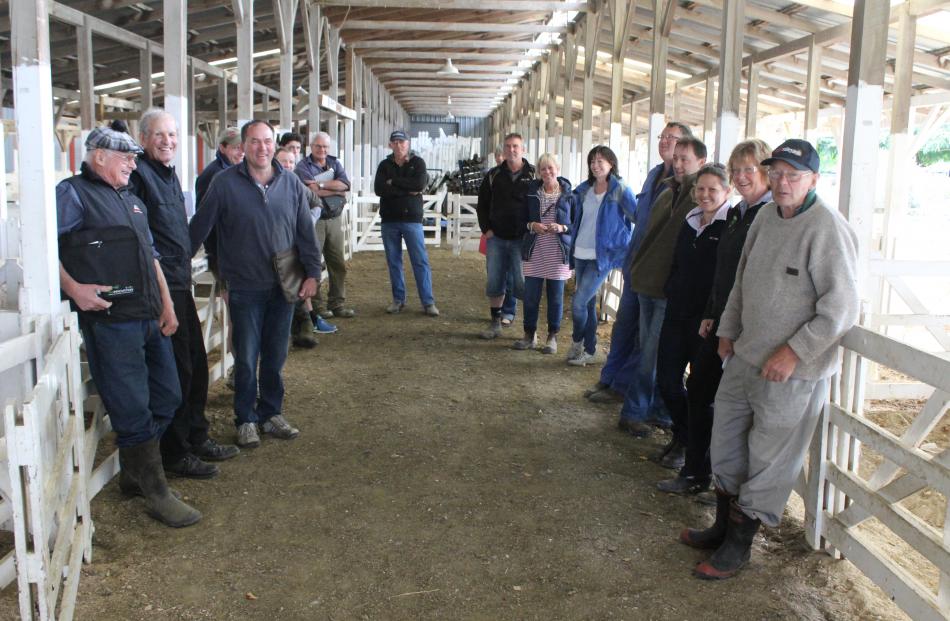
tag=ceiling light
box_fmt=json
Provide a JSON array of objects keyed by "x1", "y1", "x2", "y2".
[
  {"x1": 446, "y1": 111, "x2": 455, "y2": 121},
  {"x1": 436, "y1": 58, "x2": 460, "y2": 75}
]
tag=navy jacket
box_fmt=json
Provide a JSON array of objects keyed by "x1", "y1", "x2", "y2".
[
  {"x1": 374, "y1": 153, "x2": 429, "y2": 223},
  {"x1": 664, "y1": 218, "x2": 727, "y2": 321},
  {"x1": 476, "y1": 158, "x2": 536, "y2": 240},
  {"x1": 521, "y1": 177, "x2": 576, "y2": 264},
  {"x1": 570, "y1": 176, "x2": 637, "y2": 272},
  {"x1": 189, "y1": 161, "x2": 322, "y2": 291}
]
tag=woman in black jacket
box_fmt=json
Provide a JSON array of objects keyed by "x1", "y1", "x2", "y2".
[{"x1": 652, "y1": 164, "x2": 732, "y2": 479}]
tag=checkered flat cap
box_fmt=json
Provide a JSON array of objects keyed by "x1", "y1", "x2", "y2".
[{"x1": 85, "y1": 126, "x2": 145, "y2": 154}]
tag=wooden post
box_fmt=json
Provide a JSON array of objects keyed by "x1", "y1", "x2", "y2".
[
  {"x1": 649, "y1": 0, "x2": 674, "y2": 169},
  {"x1": 326, "y1": 23, "x2": 342, "y2": 146},
  {"x1": 301, "y1": 0, "x2": 321, "y2": 137},
  {"x1": 546, "y1": 45, "x2": 561, "y2": 153},
  {"x1": 165, "y1": 0, "x2": 191, "y2": 189},
  {"x1": 715, "y1": 0, "x2": 743, "y2": 162},
  {"x1": 609, "y1": 0, "x2": 636, "y2": 152},
  {"x1": 77, "y1": 22, "x2": 94, "y2": 130},
  {"x1": 235, "y1": 0, "x2": 254, "y2": 126},
  {"x1": 139, "y1": 42, "x2": 153, "y2": 109},
  {"x1": 805, "y1": 36, "x2": 822, "y2": 144},
  {"x1": 745, "y1": 64, "x2": 759, "y2": 138},
  {"x1": 10, "y1": 0, "x2": 60, "y2": 317},
  {"x1": 218, "y1": 73, "x2": 229, "y2": 129},
  {"x1": 839, "y1": 0, "x2": 888, "y2": 303},
  {"x1": 537, "y1": 60, "x2": 548, "y2": 157},
  {"x1": 275, "y1": 0, "x2": 298, "y2": 131},
  {"x1": 580, "y1": 7, "x2": 601, "y2": 164},
  {"x1": 562, "y1": 31, "x2": 578, "y2": 175}
]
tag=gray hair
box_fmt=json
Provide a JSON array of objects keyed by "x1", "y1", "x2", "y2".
[
  {"x1": 138, "y1": 107, "x2": 176, "y2": 138},
  {"x1": 311, "y1": 131, "x2": 331, "y2": 145}
]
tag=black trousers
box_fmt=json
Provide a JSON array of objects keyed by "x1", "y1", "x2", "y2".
[
  {"x1": 160, "y1": 290, "x2": 211, "y2": 461},
  {"x1": 681, "y1": 332, "x2": 724, "y2": 479},
  {"x1": 656, "y1": 316, "x2": 703, "y2": 446}
]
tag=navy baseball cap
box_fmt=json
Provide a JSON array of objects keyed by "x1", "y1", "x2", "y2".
[
  {"x1": 389, "y1": 130, "x2": 409, "y2": 142},
  {"x1": 761, "y1": 139, "x2": 819, "y2": 173},
  {"x1": 85, "y1": 126, "x2": 144, "y2": 154}
]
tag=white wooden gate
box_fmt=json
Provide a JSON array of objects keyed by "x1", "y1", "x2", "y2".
[
  {"x1": 352, "y1": 190, "x2": 447, "y2": 252},
  {"x1": 445, "y1": 193, "x2": 481, "y2": 256}
]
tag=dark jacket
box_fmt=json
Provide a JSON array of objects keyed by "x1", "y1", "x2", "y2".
[
  {"x1": 189, "y1": 160, "x2": 322, "y2": 291},
  {"x1": 627, "y1": 173, "x2": 698, "y2": 298},
  {"x1": 570, "y1": 176, "x2": 637, "y2": 272},
  {"x1": 664, "y1": 217, "x2": 727, "y2": 321},
  {"x1": 521, "y1": 177, "x2": 575, "y2": 264},
  {"x1": 625, "y1": 162, "x2": 670, "y2": 266},
  {"x1": 476, "y1": 158, "x2": 536, "y2": 240},
  {"x1": 373, "y1": 152, "x2": 428, "y2": 223},
  {"x1": 194, "y1": 150, "x2": 235, "y2": 273},
  {"x1": 129, "y1": 155, "x2": 191, "y2": 291},
  {"x1": 56, "y1": 162, "x2": 163, "y2": 322},
  {"x1": 703, "y1": 193, "x2": 771, "y2": 324}
]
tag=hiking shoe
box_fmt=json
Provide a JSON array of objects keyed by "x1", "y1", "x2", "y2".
[
  {"x1": 192, "y1": 438, "x2": 240, "y2": 461},
  {"x1": 424, "y1": 304, "x2": 440, "y2": 317},
  {"x1": 236, "y1": 423, "x2": 260, "y2": 448},
  {"x1": 480, "y1": 318, "x2": 503, "y2": 339},
  {"x1": 164, "y1": 454, "x2": 219, "y2": 479},
  {"x1": 657, "y1": 475, "x2": 711, "y2": 495},
  {"x1": 587, "y1": 388, "x2": 623, "y2": 403},
  {"x1": 541, "y1": 334, "x2": 558, "y2": 354},
  {"x1": 583, "y1": 382, "x2": 609, "y2": 398},
  {"x1": 386, "y1": 301, "x2": 406, "y2": 314},
  {"x1": 331, "y1": 307, "x2": 356, "y2": 318},
  {"x1": 566, "y1": 340, "x2": 584, "y2": 361},
  {"x1": 313, "y1": 316, "x2": 338, "y2": 333},
  {"x1": 261, "y1": 415, "x2": 299, "y2": 439},
  {"x1": 512, "y1": 332, "x2": 537, "y2": 350},
  {"x1": 659, "y1": 442, "x2": 687, "y2": 470},
  {"x1": 618, "y1": 418, "x2": 653, "y2": 438},
  {"x1": 568, "y1": 351, "x2": 596, "y2": 366},
  {"x1": 317, "y1": 309, "x2": 334, "y2": 319}
]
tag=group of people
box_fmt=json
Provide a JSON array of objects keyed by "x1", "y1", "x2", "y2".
[
  {"x1": 56, "y1": 110, "x2": 859, "y2": 581},
  {"x1": 475, "y1": 128, "x2": 858, "y2": 579}
]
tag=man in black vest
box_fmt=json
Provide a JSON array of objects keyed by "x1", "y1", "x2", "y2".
[
  {"x1": 56, "y1": 125, "x2": 201, "y2": 528},
  {"x1": 129, "y1": 108, "x2": 240, "y2": 481}
]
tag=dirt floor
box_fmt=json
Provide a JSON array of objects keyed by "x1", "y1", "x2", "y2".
[{"x1": 0, "y1": 247, "x2": 917, "y2": 620}]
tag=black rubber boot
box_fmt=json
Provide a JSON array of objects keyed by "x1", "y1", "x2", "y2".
[
  {"x1": 291, "y1": 307, "x2": 317, "y2": 349},
  {"x1": 693, "y1": 501, "x2": 761, "y2": 580},
  {"x1": 121, "y1": 439, "x2": 201, "y2": 528},
  {"x1": 679, "y1": 488, "x2": 735, "y2": 549},
  {"x1": 118, "y1": 451, "x2": 181, "y2": 499}
]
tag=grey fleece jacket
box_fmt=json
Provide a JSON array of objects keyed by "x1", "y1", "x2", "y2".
[{"x1": 716, "y1": 196, "x2": 859, "y2": 380}]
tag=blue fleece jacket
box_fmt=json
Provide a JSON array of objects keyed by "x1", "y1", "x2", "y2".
[{"x1": 570, "y1": 176, "x2": 637, "y2": 272}]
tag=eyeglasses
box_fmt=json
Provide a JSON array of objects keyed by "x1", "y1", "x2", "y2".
[
  {"x1": 658, "y1": 134, "x2": 681, "y2": 142},
  {"x1": 767, "y1": 169, "x2": 812, "y2": 182},
  {"x1": 730, "y1": 166, "x2": 758, "y2": 177},
  {"x1": 107, "y1": 151, "x2": 138, "y2": 165}
]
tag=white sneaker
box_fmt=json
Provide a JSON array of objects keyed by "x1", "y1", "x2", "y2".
[
  {"x1": 261, "y1": 415, "x2": 299, "y2": 439},
  {"x1": 566, "y1": 340, "x2": 584, "y2": 361},
  {"x1": 236, "y1": 422, "x2": 260, "y2": 448},
  {"x1": 568, "y1": 351, "x2": 596, "y2": 367}
]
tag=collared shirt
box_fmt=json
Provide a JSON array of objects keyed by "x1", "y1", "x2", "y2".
[
  {"x1": 294, "y1": 153, "x2": 350, "y2": 188},
  {"x1": 777, "y1": 189, "x2": 818, "y2": 219},
  {"x1": 685, "y1": 201, "x2": 730, "y2": 236},
  {"x1": 738, "y1": 191, "x2": 772, "y2": 218}
]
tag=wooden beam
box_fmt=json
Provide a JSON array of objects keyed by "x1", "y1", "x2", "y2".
[
  {"x1": 349, "y1": 40, "x2": 553, "y2": 50},
  {"x1": 358, "y1": 51, "x2": 528, "y2": 61},
  {"x1": 715, "y1": 0, "x2": 743, "y2": 161},
  {"x1": 341, "y1": 20, "x2": 564, "y2": 34},
  {"x1": 139, "y1": 43, "x2": 153, "y2": 109},
  {"x1": 235, "y1": 0, "x2": 254, "y2": 125},
  {"x1": 165, "y1": 0, "x2": 191, "y2": 186},
  {"x1": 76, "y1": 21, "x2": 94, "y2": 130},
  {"x1": 315, "y1": 0, "x2": 589, "y2": 9}
]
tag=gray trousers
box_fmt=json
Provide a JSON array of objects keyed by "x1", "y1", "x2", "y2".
[
  {"x1": 711, "y1": 355, "x2": 828, "y2": 527},
  {"x1": 314, "y1": 215, "x2": 347, "y2": 312}
]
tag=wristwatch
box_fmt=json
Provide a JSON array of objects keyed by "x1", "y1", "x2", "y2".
[{"x1": 318, "y1": 182, "x2": 325, "y2": 189}]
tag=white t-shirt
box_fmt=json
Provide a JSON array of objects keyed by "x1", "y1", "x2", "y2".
[{"x1": 574, "y1": 189, "x2": 605, "y2": 260}]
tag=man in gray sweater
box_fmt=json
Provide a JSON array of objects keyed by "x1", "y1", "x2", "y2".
[{"x1": 683, "y1": 139, "x2": 859, "y2": 580}]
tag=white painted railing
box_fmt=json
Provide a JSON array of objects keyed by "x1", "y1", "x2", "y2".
[
  {"x1": 350, "y1": 190, "x2": 447, "y2": 252},
  {"x1": 445, "y1": 194, "x2": 480, "y2": 256}
]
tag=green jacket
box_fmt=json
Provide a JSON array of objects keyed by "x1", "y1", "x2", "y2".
[{"x1": 627, "y1": 173, "x2": 698, "y2": 298}]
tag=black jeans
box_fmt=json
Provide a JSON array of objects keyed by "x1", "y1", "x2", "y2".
[
  {"x1": 656, "y1": 316, "x2": 703, "y2": 446},
  {"x1": 682, "y1": 332, "x2": 724, "y2": 479},
  {"x1": 160, "y1": 290, "x2": 211, "y2": 462}
]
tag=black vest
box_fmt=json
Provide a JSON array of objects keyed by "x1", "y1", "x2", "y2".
[
  {"x1": 130, "y1": 157, "x2": 192, "y2": 290},
  {"x1": 60, "y1": 163, "x2": 163, "y2": 322}
]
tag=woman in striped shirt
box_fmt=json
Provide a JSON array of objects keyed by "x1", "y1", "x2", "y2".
[{"x1": 514, "y1": 153, "x2": 577, "y2": 353}]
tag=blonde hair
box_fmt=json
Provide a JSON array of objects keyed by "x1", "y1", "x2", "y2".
[
  {"x1": 536, "y1": 152, "x2": 560, "y2": 172},
  {"x1": 728, "y1": 139, "x2": 772, "y2": 186}
]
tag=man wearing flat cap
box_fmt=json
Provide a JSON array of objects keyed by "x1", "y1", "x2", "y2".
[
  {"x1": 56, "y1": 124, "x2": 201, "y2": 528},
  {"x1": 683, "y1": 139, "x2": 859, "y2": 580},
  {"x1": 373, "y1": 130, "x2": 438, "y2": 316}
]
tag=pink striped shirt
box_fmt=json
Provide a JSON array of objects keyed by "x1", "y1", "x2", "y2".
[{"x1": 524, "y1": 188, "x2": 573, "y2": 281}]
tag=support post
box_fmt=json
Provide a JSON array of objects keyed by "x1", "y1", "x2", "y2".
[
  {"x1": 77, "y1": 22, "x2": 94, "y2": 130},
  {"x1": 715, "y1": 0, "x2": 743, "y2": 162},
  {"x1": 275, "y1": 0, "x2": 298, "y2": 131},
  {"x1": 838, "y1": 0, "x2": 889, "y2": 296},
  {"x1": 648, "y1": 0, "x2": 673, "y2": 169},
  {"x1": 745, "y1": 64, "x2": 759, "y2": 138},
  {"x1": 302, "y1": 0, "x2": 322, "y2": 137},
  {"x1": 139, "y1": 42, "x2": 153, "y2": 109},
  {"x1": 11, "y1": 0, "x2": 61, "y2": 317},
  {"x1": 580, "y1": 7, "x2": 601, "y2": 164},
  {"x1": 805, "y1": 36, "x2": 822, "y2": 143},
  {"x1": 703, "y1": 78, "x2": 715, "y2": 143},
  {"x1": 546, "y1": 45, "x2": 561, "y2": 153},
  {"x1": 609, "y1": 0, "x2": 636, "y2": 152},
  {"x1": 164, "y1": 0, "x2": 191, "y2": 189},
  {"x1": 218, "y1": 73, "x2": 229, "y2": 129},
  {"x1": 235, "y1": 0, "x2": 254, "y2": 126},
  {"x1": 562, "y1": 30, "x2": 579, "y2": 176}
]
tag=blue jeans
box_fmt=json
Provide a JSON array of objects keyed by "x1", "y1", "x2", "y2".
[
  {"x1": 571, "y1": 258, "x2": 609, "y2": 354},
  {"x1": 599, "y1": 277, "x2": 640, "y2": 393},
  {"x1": 381, "y1": 222, "x2": 435, "y2": 306},
  {"x1": 620, "y1": 294, "x2": 671, "y2": 424},
  {"x1": 502, "y1": 273, "x2": 518, "y2": 321},
  {"x1": 485, "y1": 236, "x2": 524, "y2": 299},
  {"x1": 80, "y1": 318, "x2": 181, "y2": 448},
  {"x1": 228, "y1": 286, "x2": 295, "y2": 426},
  {"x1": 523, "y1": 276, "x2": 565, "y2": 334}
]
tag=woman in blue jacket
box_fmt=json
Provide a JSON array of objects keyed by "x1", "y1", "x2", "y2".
[
  {"x1": 514, "y1": 153, "x2": 577, "y2": 354},
  {"x1": 567, "y1": 146, "x2": 637, "y2": 366}
]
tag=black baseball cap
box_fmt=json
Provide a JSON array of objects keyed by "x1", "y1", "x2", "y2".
[
  {"x1": 761, "y1": 139, "x2": 820, "y2": 173},
  {"x1": 389, "y1": 130, "x2": 409, "y2": 142}
]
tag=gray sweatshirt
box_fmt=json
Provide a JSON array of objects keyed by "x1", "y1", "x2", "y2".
[{"x1": 717, "y1": 196, "x2": 859, "y2": 380}]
